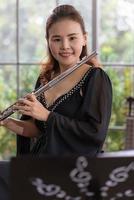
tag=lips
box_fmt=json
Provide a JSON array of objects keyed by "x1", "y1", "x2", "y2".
[{"x1": 59, "y1": 52, "x2": 73, "y2": 57}]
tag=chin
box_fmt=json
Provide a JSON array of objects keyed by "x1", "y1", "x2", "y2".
[
  {"x1": 62, "y1": 61, "x2": 76, "y2": 68},
  {"x1": 61, "y1": 57, "x2": 78, "y2": 65}
]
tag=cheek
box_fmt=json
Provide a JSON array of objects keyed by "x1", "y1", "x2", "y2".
[
  {"x1": 75, "y1": 42, "x2": 84, "y2": 54},
  {"x1": 49, "y1": 42, "x2": 58, "y2": 55},
  {"x1": 75, "y1": 38, "x2": 85, "y2": 49}
]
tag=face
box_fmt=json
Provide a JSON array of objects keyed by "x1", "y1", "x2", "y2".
[{"x1": 48, "y1": 19, "x2": 87, "y2": 71}]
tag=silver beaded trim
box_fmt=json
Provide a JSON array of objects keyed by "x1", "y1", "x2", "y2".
[{"x1": 39, "y1": 68, "x2": 92, "y2": 112}]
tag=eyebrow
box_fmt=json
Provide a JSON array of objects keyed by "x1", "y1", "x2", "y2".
[{"x1": 51, "y1": 33, "x2": 79, "y2": 38}]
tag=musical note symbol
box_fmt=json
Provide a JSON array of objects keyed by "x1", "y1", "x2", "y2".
[
  {"x1": 70, "y1": 156, "x2": 93, "y2": 196},
  {"x1": 30, "y1": 178, "x2": 61, "y2": 196}
]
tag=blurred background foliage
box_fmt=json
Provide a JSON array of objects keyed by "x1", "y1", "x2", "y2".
[{"x1": 0, "y1": 0, "x2": 134, "y2": 159}]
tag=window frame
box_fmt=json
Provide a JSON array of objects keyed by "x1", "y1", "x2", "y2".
[{"x1": 0, "y1": 0, "x2": 134, "y2": 155}]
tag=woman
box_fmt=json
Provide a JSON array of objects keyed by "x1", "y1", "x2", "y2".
[{"x1": 0, "y1": 5, "x2": 112, "y2": 156}]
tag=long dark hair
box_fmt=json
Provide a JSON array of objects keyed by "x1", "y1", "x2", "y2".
[{"x1": 40, "y1": 5, "x2": 89, "y2": 84}]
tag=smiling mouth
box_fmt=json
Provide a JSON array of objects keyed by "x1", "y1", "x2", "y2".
[{"x1": 59, "y1": 52, "x2": 73, "y2": 57}]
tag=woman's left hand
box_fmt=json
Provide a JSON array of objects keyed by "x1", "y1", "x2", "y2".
[{"x1": 13, "y1": 94, "x2": 50, "y2": 121}]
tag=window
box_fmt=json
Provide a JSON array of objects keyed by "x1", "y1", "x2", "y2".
[
  {"x1": 98, "y1": 0, "x2": 134, "y2": 151},
  {"x1": 0, "y1": 0, "x2": 57, "y2": 159},
  {"x1": 0, "y1": 0, "x2": 133, "y2": 159}
]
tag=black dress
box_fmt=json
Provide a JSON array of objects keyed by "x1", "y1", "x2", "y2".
[{"x1": 17, "y1": 67, "x2": 112, "y2": 157}]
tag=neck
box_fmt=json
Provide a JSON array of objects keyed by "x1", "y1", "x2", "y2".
[
  {"x1": 59, "y1": 60, "x2": 80, "y2": 74},
  {"x1": 59, "y1": 65, "x2": 72, "y2": 73}
]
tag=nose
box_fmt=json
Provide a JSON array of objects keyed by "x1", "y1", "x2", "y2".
[{"x1": 60, "y1": 39, "x2": 70, "y2": 50}]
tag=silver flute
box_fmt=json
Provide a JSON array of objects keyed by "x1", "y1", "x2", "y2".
[{"x1": 0, "y1": 51, "x2": 97, "y2": 121}]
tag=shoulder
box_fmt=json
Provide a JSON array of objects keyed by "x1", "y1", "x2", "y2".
[
  {"x1": 83, "y1": 67, "x2": 112, "y2": 93},
  {"x1": 86, "y1": 67, "x2": 111, "y2": 84},
  {"x1": 90, "y1": 67, "x2": 109, "y2": 76}
]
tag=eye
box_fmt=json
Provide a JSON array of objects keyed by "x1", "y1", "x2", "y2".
[
  {"x1": 53, "y1": 38, "x2": 61, "y2": 42},
  {"x1": 69, "y1": 36, "x2": 77, "y2": 41}
]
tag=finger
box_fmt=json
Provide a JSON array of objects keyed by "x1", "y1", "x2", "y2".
[
  {"x1": 17, "y1": 98, "x2": 32, "y2": 106},
  {"x1": 13, "y1": 105, "x2": 31, "y2": 112},
  {"x1": 15, "y1": 100, "x2": 25, "y2": 107},
  {"x1": 26, "y1": 93, "x2": 37, "y2": 101},
  {"x1": 18, "y1": 110, "x2": 31, "y2": 116},
  {"x1": 17, "y1": 98, "x2": 27, "y2": 105}
]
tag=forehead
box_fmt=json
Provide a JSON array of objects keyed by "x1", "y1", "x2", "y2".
[{"x1": 48, "y1": 19, "x2": 83, "y2": 37}]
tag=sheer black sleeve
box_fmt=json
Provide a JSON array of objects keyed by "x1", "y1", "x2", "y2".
[
  {"x1": 17, "y1": 77, "x2": 41, "y2": 155},
  {"x1": 45, "y1": 68, "x2": 112, "y2": 156}
]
